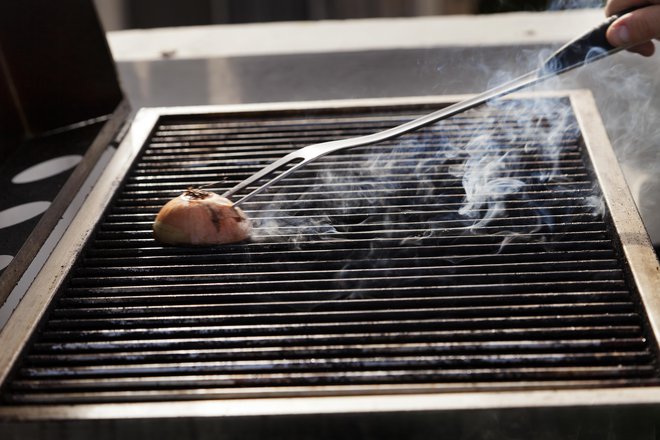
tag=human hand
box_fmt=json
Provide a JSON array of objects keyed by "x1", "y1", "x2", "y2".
[{"x1": 605, "y1": 1, "x2": 660, "y2": 56}]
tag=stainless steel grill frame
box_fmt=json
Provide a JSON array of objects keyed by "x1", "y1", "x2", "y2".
[{"x1": 1, "y1": 91, "x2": 660, "y2": 426}]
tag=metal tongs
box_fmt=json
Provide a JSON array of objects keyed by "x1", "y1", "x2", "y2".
[{"x1": 225, "y1": 7, "x2": 640, "y2": 207}]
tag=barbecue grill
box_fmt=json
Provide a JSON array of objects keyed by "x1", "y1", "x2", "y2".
[{"x1": 1, "y1": 91, "x2": 660, "y2": 438}]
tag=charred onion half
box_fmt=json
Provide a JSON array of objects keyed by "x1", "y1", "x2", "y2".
[{"x1": 153, "y1": 188, "x2": 252, "y2": 245}]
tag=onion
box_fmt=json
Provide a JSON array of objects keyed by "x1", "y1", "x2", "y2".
[{"x1": 153, "y1": 188, "x2": 252, "y2": 245}]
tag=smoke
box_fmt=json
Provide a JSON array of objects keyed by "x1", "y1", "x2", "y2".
[
  {"x1": 544, "y1": 44, "x2": 660, "y2": 243},
  {"x1": 454, "y1": 136, "x2": 527, "y2": 227},
  {"x1": 439, "y1": 9, "x2": 660, "y2": 246},
  {"x1": 238, "y1": 63, "x2": 617, "y2": 308},
  {"x1": 544, "y1": 0, "x2": 660, "y2": 247},
  {"x1": 246, "y1": 89, "x2": 592, "y2": 255},
  {"x1": 246, "y1": 6, "x2": 660, "y2": 251}
]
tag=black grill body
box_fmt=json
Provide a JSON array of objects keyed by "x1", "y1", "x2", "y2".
[{"x1": 1, "y1": 94, "x2": 659, "y2": 438}]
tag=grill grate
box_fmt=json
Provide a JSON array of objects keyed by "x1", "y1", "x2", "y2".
[{"x1": 2, "y1": 97, "x2": 659, "y2": 404}]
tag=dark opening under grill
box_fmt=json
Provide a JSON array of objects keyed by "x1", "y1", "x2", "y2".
[{"x1": 1, "y1": 94, "x2": 659, "y2": 406}]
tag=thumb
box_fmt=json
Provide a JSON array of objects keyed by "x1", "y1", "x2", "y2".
[{"x1": 606, "y1": 5, "x2": 660, "y2": 49}]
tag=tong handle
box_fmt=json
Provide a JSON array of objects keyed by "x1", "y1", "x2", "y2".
[{"x1": 541, "y1": 5, "x2": 645, "y2": 75}]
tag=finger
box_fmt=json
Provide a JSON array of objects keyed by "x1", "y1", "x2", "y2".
[
  {"x1": 606, "y1": 5, "x2": 660, "y2": 48},
  {"x1": 605, "y1": 0, "x2": 660, "y2": 17}
]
